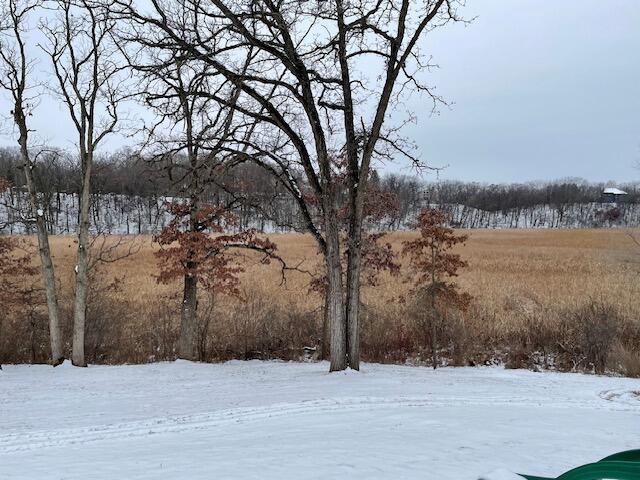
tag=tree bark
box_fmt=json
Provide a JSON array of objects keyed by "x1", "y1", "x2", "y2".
[
  {"x1": 179, "y1": 266, "x2": 198, "y2": 361},
  {"x1": 345, "y1": 238, "x2": 362, "y2": 370},
  {"x1": 17, "y1": 113, "x2": 64, "y2": 366},
  {"x1": 35, "y1": 212, "x2": 65, "y2": 365},
  {"x1": 345, "y1": 168, "x2": 367, "y2": 371},
  {"x1": 71, "y1": 153, "x2": 93, "y2": 367},
  {"x1": 320, "y1": 289, "x2": 330, "y2": 361},
  {"x1": 326, "y1": 212, "x2": 346, "y2": 372},
  {"x1": 336, "y1": 0, "x2": 363, "y2": 370}
]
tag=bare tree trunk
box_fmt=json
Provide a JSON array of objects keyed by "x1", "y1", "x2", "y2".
[
  {"x1": 337, "y1": 0, "x2": 363, "y2": 371},
  {"x1": 320, "y1": 289, "x2": 330, "y2": 360},
  {"x1": 18, "y1": 132, "x2": 64, "y2": 366},
  {"x1": 34, "y1": 212, "x2": 65, "y2": 365},
  {"x1": 345, "y1": 178, "x2": 366, "y2": 371},
  {"x1": 4, "y1": 5, "x2": 65, "y2": 364},
  {"x1": 39, "y1": 0, "x2": 123, "y2": 367},
  {"x1": 179, "y1": 265, "x2": 198, "y2": 361},
  {"x1": 326, "y1": 216, "x2": 346, "y2": 372},
  {"x1": 346, "y1": 240, "x2": 362, "y2": 370},
  {"x1": 72, "y1": 154, "x2": 92, "y2": 367}
]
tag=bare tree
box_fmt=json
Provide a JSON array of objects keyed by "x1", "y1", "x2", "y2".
[
  {"x1": 40, "y1": 0, "x2": 125, "y2": 366},
  {"x1": 0, "y1": 0, "x2": 64, "y2": 365},
  {"x1": 112, "y1": 0, "x2": 462, "y2": 371}
]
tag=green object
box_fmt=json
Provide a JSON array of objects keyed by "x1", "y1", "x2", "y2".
[
  {"x1": 517, "y1": 450, "x2": 640, "y2": 480},
  {"x1": 600, "y1": 450, "x2": 640, "y2": 463}
]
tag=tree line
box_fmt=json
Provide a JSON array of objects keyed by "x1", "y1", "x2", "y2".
[
  {"x1": 2, "y1": 146, "x2": 637, "y2": 207},
  {"x1": 1, "y1": 147, "x2": 637, "y2": 235}
]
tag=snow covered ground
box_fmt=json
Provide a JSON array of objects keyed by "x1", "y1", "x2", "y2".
[{"x1": 1, "y1": 361, "x2": 638, "y2": 480}]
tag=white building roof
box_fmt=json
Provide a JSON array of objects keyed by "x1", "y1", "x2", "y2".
[{"x1": 603, "y1": 187, "x2": 627, "y2": 195}]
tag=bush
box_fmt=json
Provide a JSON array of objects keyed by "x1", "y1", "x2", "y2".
[
  {"x1": 574, "y1": 300, "x2": 621, "y2": 374},
  {"x1": 609, "y1": 343, "x2": 640, "y2": 378},
  {"x1": 2, "y1": 282, "x2": 638, "y2": 379}
]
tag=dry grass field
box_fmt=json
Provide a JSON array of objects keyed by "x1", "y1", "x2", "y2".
[
  {"x1": 42, "y1": 228, "x2": 640, "y2": 312},
  {"x1": 3, "y1": 229, "x2": 640, "y2": 374}
]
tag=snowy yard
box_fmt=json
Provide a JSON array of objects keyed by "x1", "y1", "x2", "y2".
[{"x1": 1, "y1": 361, "x2": 638, "y2": 480}]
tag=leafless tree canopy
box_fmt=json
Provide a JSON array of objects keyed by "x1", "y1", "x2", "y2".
[
  {"x1": 1, "y1": 0, "x2": 466, "y2": 371},
  {"x1": 106, "y1": 0, "x2": 464, "y2": 370}
]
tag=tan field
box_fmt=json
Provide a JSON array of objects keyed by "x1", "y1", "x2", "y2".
[
  {"x1": 39, "y1": 228, "x2": 640, "y2": 316},
  {"x1": 5, "y1": 228, "x2": 640, "y2": 372}
]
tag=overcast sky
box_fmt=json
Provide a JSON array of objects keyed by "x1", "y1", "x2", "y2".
[
  {"x1": 1, "y1": 0, "x2": 639, "y2": 183},
  {"x1": 405, "y1": 0, "x2": 640, "y2": 183}
]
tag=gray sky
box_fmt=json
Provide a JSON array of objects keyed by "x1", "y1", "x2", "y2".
[
  {"x1": 1, "y1": 0, "x2": 639, "y2": 183},
  {"x1": 405, "y1": 0, "x2": 640, "y2": 183}
]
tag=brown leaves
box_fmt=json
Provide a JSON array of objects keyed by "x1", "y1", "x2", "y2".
[
  {"x1": 363, "y1": 185, "x2": 401, "y2": 226},
  {"x1": 402, "y1": 208, "x2": 470, "y2": 311},
  {"x1": 154, "y1": 200, "x2": 277, "y2": 297},
  {"x1": 360, "y1": 232, "x2": 400, "y2": 287}
]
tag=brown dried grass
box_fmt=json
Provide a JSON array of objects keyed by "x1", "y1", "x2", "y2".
[
  {"x1": 3, "y1": 228, "x2": 639, "y2": 371},
  {"x1": 43, "y1": 228, "x2": 640, "y2": 315}
]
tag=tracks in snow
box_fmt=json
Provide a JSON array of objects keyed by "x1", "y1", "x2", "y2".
[
  {"x1": 4, "y1": 397, "x2": 420, "y2": 453},
  {"x1": 0, "y1": 394, "x2": 633, "y2": 454},
  {"x1": 598, "y1": 389, "x2": 640, "y2": 406}
]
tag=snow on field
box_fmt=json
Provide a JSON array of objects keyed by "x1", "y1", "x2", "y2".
[{"x1": 0, "y1": 361, "x2": 638, "y2": 480}]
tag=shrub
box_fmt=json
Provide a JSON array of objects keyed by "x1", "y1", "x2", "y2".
[
  {"x1": 2, "y1": 272, "x2": 638, "y2": 379},
  {"x1": 571, "y1": 300, "x2": 621, "y2": 374},
  {"x1": 609, "y1": 343, "x2": 640, "y2": 378}
]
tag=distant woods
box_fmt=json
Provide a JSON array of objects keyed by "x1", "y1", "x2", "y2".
[{"x1": 1, "y1": 147, "x2": 638, "y2": 234}]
